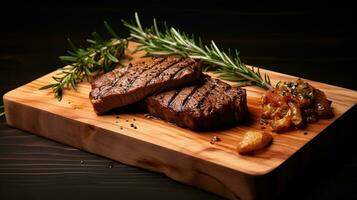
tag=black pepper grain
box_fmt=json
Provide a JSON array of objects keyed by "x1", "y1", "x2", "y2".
[{"x1": 210, "y1": 136, "x2": 221, "y2": 144}]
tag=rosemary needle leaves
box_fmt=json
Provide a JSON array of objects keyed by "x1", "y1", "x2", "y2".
[
  {"x1": 123, "y1": 12, "x2": 273, "y2": 90},
  {"x1": 39, "y1": 22, "x2": 128, "y2": 101},
  {"x1": 41, "y1": 13, "x2": 273, "y2": 101}
]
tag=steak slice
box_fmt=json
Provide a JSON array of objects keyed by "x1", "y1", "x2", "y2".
[
  {"x1": 90, "y1": 56, "x2": 202, "y2": 114},
  {"x1": 145, "y1": 76, "x2": 248, "y2": 130}
]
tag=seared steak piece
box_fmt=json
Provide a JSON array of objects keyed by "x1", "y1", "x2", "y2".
[
  {"x1": 145, "y1": 76, "x2": 248, "y2": 130},
  {"x1": 90, "y1": 56, "x2": 202, "y2": 114}
]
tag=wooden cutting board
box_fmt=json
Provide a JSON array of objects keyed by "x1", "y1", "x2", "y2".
[{"x1": 3, "y1": 42, "x2": 357, "y2": 200}]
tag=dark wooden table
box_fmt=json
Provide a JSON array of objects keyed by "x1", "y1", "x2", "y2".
[{"x1": 1, "y1": 2, "x2": 356, "y2": 199}]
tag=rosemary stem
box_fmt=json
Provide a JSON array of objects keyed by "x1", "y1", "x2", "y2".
[
  {"x1": 41, "y1": 13, "x2": 274, "y2": 101},
  {"x1": 123, "y1": 12, "x2": 273, "y2": 90},
  {"x1": 39, "y1": 23, "x2": 128, "y2": 100}
]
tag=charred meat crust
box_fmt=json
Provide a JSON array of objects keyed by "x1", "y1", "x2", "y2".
[
  {"x1": 145, "y1": 76, "x2": 248, "y2": 130},
  {"x1": 90, "y1": 56, "x2": 202, "y2": 114}
]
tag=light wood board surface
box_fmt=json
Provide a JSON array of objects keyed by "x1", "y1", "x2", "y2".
[{"x1": 3, "y1": 42, "x2": 357, "y2": 200}]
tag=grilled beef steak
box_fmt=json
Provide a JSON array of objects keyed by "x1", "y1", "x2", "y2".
[
  {"x1": 145, "y1": 76, "x2": 248, "y2": 130},
  {"x1": 90, "y1": 56, "x2": 202, "y2": 114}
]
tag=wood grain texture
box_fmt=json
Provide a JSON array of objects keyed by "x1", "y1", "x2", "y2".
[
  {"x1": 3, "y1": 42, "x2": 357, "y2": 200},
  {"x1": 0, "y1": 119, "x2": 224, "y2": 200}
]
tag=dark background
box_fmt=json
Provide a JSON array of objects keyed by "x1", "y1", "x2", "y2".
[{"x1": 1, "y1": 1, "x2": 356, "y2": 200}]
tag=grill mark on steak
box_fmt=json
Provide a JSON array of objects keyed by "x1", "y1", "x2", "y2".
[
  {"x1": 144, "y1": 76, "x2": 247, "y2": 130},
  {"x1": 178, "y1": 84, "x2": 202, "y2": 112},
  {"x1": 153, "y1": 61, "x2": 201, "y2": 97},
  {"x1": 182, "y1": 77, "x2": 216, "y2": 112},
  {"x1": 90, "y1": 56, "x2": 203, "y2": 114},
  {"x1": 116, "y1": 58, "x2": 165, "y2": 87},
  {"x1": 147, "y1": 58, "x2": 196, "y2": 86},
  {"x1": 91, "y1": 64, "x2": 130, "y2": 90},
  {"x1": 148, "y1": 90, "x2": 177, "y2": 117},
  {"x1": 167, "y1": 89, "x2": 182, "y2": 107},
  {"x1": 90, "y1": 64, "x2": 134, "y2": 100},
  {"x1": 127, "y1": 57, "x2": 182, "y2": 92},
  {"x1": 200, "y1": 80, "x2": 232, "y2": 115},
  {"x1": 144, "y1": 58, "x2": 185, "y2": 86},
  {"x1": 124, "y1": 57, "x2": 175, "y2": 91},
  {"x1": 97, "y1": 66, "x2": 131, "y2": 95},
  {"x1": 197, "y1": 78, "x2": 220, "y2": 110},
  {"x1": 172, "y1": 62, "x2": 197, "y2": 80},
  {"x1": 160, "y1": 90, "x2": 178, "y2": 105},
  {"x1": 115, "y1": 59, "x2": 164, "y2": 89},
  {"x1": 169, "y1": 85, "x2": 198, "y2": 112},
  {"x1": 90, "y1": 64, "x2": 127, "y2": 89},
  {"x1": 94, "y1": 58, "x2": 166, "y2": 99}
]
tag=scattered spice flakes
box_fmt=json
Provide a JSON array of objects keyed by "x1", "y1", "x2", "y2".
[
  {"x1": 210, "y1": 136, "x2": 221, "y2": 144},
  {"x1": 130, "y1": 123, "x2": 138, "y2": 129}
]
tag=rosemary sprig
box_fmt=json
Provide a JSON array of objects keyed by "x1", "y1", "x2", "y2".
[
  {"x1": 123, "y1": 13, "x2": 273, "y2": 90},
  {"x1": 39, "y1": 22, "x2": 128, "y2": 100}
]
